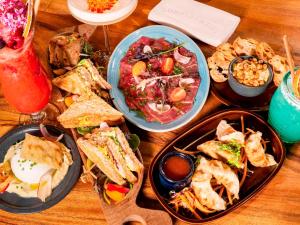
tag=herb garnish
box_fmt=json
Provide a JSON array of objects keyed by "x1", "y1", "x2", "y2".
[
  {"x1": 194, "y1": 157, "x2": 201, "y2": 167},
  {"x1": 127, "y1": 134, "x2": 140, "y2": 151},
  {"x1": 156, "y1": 43, "x2": 185, "y2": 56},
  {"x1": 173, "y1": 65, "x2": 183, "y2": 75},
  {"x1": 220, "y1": 141, "x2": 242, "y2": 168},
  {"x1": 82, "y1": 41, "x2": 94, "y2": 56}
]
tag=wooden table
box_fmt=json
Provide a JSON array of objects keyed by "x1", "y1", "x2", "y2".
[{"x1": 1, "y1": 0, "x2": 300, "y2": 224}]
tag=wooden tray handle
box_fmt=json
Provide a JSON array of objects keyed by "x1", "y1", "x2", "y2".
[{"x1": 122, "y1": 206, "x2": 173, "y2": 225}]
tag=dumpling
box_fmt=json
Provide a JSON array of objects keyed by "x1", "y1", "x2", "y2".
[
  {"x1": 191, "y1": 158, "x2": 226, "y2": 211},
  {"x1": 245, "y1": 132, "x2": 277, "y2": 167},
  {"x1": 206, "y1": 160, "x2": 240, "y2": 200},
  {"x1": 197, "y1": 140, "x2": 244, "y2": 169},
  {"x1": 216, "y1": 120, "x2": 245, "y2": 145}
]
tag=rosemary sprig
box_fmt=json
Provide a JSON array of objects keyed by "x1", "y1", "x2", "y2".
[
  {"x1": 129, "y1": 42, "x2": 185, "y2": 63},
  {"x1": 156, "y1": 42, "x2": 185, "y2": 56}
]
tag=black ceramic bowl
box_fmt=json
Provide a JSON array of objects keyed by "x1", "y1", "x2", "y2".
[
  {"x1": 228, "y1": 56, "x2": 273, "y2": 97},
  {"x1": 0, "y1": 124, "x2": 82, "y2": 214},
  {"x1": 158, "y1": 151, "x2": 194, "y2": 191}
]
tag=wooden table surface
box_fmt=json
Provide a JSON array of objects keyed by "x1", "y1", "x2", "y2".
[{"x1": 1, "y1": 0, "x2": 300, "y2": 224}]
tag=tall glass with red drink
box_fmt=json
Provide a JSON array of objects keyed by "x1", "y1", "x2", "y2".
[{"x1": 0, "y1": 31, "x2": 52, "y2": 114}]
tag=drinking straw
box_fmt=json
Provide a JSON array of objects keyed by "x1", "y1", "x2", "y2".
[
  {"x1": 283, "y1": 35, "x2": 300, "y2": 97},
  {"x1": 23, "y1": 0, "x2": 41, "y2": 38},
  {"x1": 23, "y1": 0, "x2": 33, "y2": 38}
]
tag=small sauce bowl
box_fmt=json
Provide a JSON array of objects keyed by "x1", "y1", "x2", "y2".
[
  {"x1": 228, "y1": 56, "x2": 273, "y2": 97},
  {"x1": 158, "y1": 151, "x2": 194, "y2": 191}
]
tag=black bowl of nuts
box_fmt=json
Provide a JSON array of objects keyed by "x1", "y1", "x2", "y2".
[{"x1": 228, "y1": 56, "x2": 273, "y2": 97}]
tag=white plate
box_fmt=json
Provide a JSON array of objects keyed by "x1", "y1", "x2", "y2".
[{"x1": 67, "y1": 0, "x2": 138, "y2": 25}]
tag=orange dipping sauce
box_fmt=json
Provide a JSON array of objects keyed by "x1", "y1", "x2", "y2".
[{"x1": 163, "y1": 155, "x2": 191, "y2": 181}]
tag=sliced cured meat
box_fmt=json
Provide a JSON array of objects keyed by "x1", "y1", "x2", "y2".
[{"x1": 119, "y1": 37, "x2": 200, "y2": 124}]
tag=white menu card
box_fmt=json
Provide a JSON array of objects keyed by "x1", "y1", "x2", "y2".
[{"x1": 148, "y1": 0, "x2": 240, "y2": 47}]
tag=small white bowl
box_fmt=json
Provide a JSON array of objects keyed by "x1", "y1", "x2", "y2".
[{"x1": 67, "y1": 0, "x2": 138, "y2": 26}]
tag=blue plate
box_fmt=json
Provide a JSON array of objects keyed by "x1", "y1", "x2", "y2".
[{"x1": 107, "y1": 25, "x2": 210, "y2": 132}]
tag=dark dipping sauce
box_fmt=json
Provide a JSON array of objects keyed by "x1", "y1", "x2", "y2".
[{"x1": 163, "y1": 155, "x2": 191, "y2": 181}]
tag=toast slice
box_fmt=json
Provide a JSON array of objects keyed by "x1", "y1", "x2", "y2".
[
  {"x1": 52, "y1": 59, "x2": 111, "y2": 95},
  {"x1": 57, "y1": 93, "x2": 123, "y2": 128}
]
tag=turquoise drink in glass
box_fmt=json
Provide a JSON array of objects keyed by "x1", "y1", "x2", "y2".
[{"x1": 268, "y1": 70, "x2": 300, "y2": 143}]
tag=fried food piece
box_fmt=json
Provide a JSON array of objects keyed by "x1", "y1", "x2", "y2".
[
  {"x1": 216, "y1": 43, "x2": 237, "y2": 59},
  {"x1": 197, "y1": 140, "x2": 244, "y2": 169},
  {"x1": 191, "y1": 158, "x2": 226, "y2": 211},
  {"x1": 205, "y1": 160, "x2": 239, "y2": 199},
  {"x1": 233, "y1": 37, "x2": 258, "y2": 56},
  {"x1": 269, "y1": 55, "x2": 289, "y2": 86},
  {"x1": 245, "y1": 131, "x2": 277, "y2": 167},
  {"x1": 208, "y1": 43, "x2": 237, "y2": 83},
  {"x1": 256, "y1": 42, "x2": 275, "y2": 61},
  {"x1": 21, "y1": 134, "x2": 64, "y2": 169},
  {"x1": 216, "y1": 120, "x2": 245, "y2": 145}
]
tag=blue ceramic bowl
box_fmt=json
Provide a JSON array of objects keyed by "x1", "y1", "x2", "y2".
[
  {"x1": 158, "y1": 151, "x2": 194, "y2": 191},
  {"x1": 228, "y1": 56, "x2": 273, "y2": 97},
  {"x1": 107, "y1": 25, "x2": 210, "y2": 132}
]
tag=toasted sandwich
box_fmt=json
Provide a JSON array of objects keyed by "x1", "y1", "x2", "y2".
[
  {"x1": 77, "y1": 128, "x2": 143, "y2": 185},
  {"x1": 57, "y1": 92, "x2": 123, "y2": 128},
  {"x1": 77, "y1": 136, "x2": 126, "y2": 185},
  {"x1": 52, "y1": 59, "x2": 111, "y2": 95},
  {"x1": 94, "y1": 127, "x2": 144, "y2": 173}
]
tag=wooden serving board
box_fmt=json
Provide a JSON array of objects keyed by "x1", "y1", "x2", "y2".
[
  {"x1": 69, "y1": 122, "x2": 172, "y2": 225},
  {"x1": 96, "y1": 148, "x2": 172, "y2": 225},
  {"x1": 51, "y1": 24, "x2": 172, "y2": 225}
]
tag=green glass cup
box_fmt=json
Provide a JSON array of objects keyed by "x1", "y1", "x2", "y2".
[{"x1": 268, "y1": 69, "x2": 300, "y2": 143}]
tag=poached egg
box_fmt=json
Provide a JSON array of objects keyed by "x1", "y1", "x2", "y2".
[{"x1": 10, "y1": 151, "x2": 51, "y2": 184}]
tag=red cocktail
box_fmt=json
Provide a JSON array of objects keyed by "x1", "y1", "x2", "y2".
[
  {"x1": 0, "y1": 32, "x2": 52, "y2": 114},
  {"x1": 0, "y1": 0, "x2": 51, "y2": 114}
]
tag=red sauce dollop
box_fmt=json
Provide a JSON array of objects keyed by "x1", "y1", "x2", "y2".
[{"x1": 163, "y1": 156, "x2": 191, "y2": 181}]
